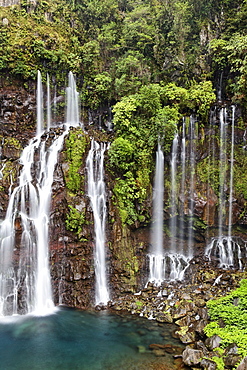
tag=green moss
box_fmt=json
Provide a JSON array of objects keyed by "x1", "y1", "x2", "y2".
[
  {"x1": 135, "y1": 300, "x2": 143, "y2": 308},
  {"x1": 65, "y1": 205, "x2": 86, "y2": 240},
  {"x1": 196, "y1": 157, "x2": 221, "y2": 196},
  {"x1": 233, "y1": 147, "x2": 247, "y2": 200},
  {"x1": 114, "y1": 226, "x2": 139, "y2": 288},
  {"x1": 4, "y1": 137, "x2": 22, "y2": 150},
  {"x1": 65, "y1": 128, "x2": 87, "y2": 194}
]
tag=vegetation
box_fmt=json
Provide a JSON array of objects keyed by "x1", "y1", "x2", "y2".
[
  {"x1": 204, "y1": 279, "x2": 247, "y2": 365},
  {"x1": 65, "y1": 128, "x2": 87, "y2": 194},
  {"x1": 65, "y1": 205, "x2": 86, "y2": 240},
  {"x1": 0, "y1": 0, "x2": 241, "y2": 104},
  {"x1": 108, "y1": 81, "x2": 215, "y2": 225}
]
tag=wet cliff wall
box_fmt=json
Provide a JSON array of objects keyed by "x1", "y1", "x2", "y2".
[{"x1": 1, "y1": 84, "x2": 247, "y2": 309}]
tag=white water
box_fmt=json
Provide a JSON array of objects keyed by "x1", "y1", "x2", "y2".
[
  {"x1": 66, "y1": 71, "x2": 80, "y2": 126},
  {"x1": 205, "y1": 106, "x2": 244, "y2": 270},
  {"x1": 0, "y1": 131, "x2": 70, "y2": 316},
  {"x1": 148, "y1": 142, "x2": 190, "y2": 285},
  {"x1": 170, "y1": 134, "x2": 178, "y2": 253},
  {"x1": 148, "y1": 144, "x2": 164, "y2": 285},
  {"x1": 206, "y1": 236, "x2": 243, "y2": 270},
  {"x1": 179, "y1": 119, "x2": 186, "y2": 254},
  {"x1": 0, "y1": 72, "x2": 80, "y2": 316},
  {"x1": 86, "y1": 140, "x2": 110, "y2": 305},
  {"x1": 228, "y1": 106, "x2": 235, "y2": 235},
  {"x1": 151, "y1": 144, "x2": 164, "y2": 257},
  {"x1": 46, "y1": 73, "x2": 51, "y2": 131},
  {"x1": 148, "y1": 253, "x2": 189, "y2": 282},
  {"x1": 187, "y1": 116, "x2": 196, "y2": 256},
  {"x1": 36, "y1": 70, "x2": 44, "y2": 135},
  {"x1": 218, "y1": 108, "x2": 227, "y2": 237}
]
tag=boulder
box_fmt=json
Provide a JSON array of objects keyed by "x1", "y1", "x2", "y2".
[
  {"x1": 236, "y1": 357, "x2": 247, "y2": 370},
  {"x1": 200, "y1": 358, "x2": 217, "y2": 370},
  {"x1": 205, "y1": 335, "x2": 222, "y2": 350},
  {"x1": 182, "y1": 347, "x2": 204, "y2": 366}
]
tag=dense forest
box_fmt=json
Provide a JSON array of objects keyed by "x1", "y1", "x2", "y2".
[{"x1": 1, "y1": 0, "x2": 247, "y2": 107}]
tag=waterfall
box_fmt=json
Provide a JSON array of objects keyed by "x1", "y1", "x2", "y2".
[
  {"x1": 205, "y1": 106, "x2": 244, "y2": 269},
  {"x1": 217, "y1": 71, "x2": 223, "y2": 102},
  {"x1": 148, "y1": 254, "x2": 188, "y2": 282},
  {"x1": 206, "y1": 236, "x2": 243, "y2": 270},
  {"x1": 218, "y1": 108, "x2": 227, "y2": 237},
  {"x1": 179, "y1": 119, "x2": 186, "y2": 254},
  {"x1": 0, "y1": 131, "x2": 70, "y2": 316},
  {"x1": 148, "y1": 144, "x2": 164, "y2": 285},
  {"x1": 187, "y1": 116, "x2": 196, "y2": 256},
  {"x1": 66, "y1": 71, "x2": 80, "y2": 126},
  {"x1": 36, "y1": 70, "x2": 44, "y2": 135},
  {"x1": 46, "y1": 73, "x2": 51, "y2": 131},
  {"x1": 170, "y1": 134, "x2": 178, "y2": 253},
  {"x1": 228, "y1": 106, "x2": 235, "y2": 236},
  {"x1": 148, "y1": 141, "x2": 189, "y2": 285},
  {"x1": 151, "y1": 144, "x2": 164, "y2": 257},
  {"x1": 86, "y1": 140, "x2": 110, "y2": 306},
  {"x1": 0, "y1": 72, "x2": 80, "y2": 316}
]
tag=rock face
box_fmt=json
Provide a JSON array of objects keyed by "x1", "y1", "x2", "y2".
[
  {"x1": 2, "y1": 83, "x2": 247, "y2": 369},
  {"x1": 1, "y1": 84, "x2": 247, "y2": 312}
]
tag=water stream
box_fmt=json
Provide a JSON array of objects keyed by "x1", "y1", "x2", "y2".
[
  {"x1": 148, "y1": 140, "x2": 190, "y2": 285},
  {"x1": 0, "y1": 71, "x2": 80, "y2": 316},
  {"x1": 205, "y1": 106, "x2": 244, "y2": 269},
  {"x1": 86, "y1": 140, "x2": 110, "y2": 305}
]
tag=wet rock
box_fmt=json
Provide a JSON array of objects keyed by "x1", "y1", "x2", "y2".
[
  {"x1": 200, "y1": 358, "x2": 217, "y2": 370},
  {"x1": 175, "y1": 326, "x2": 195, "y2": 344},
  {"x1": 152, "y1": 348, "x2": 166, "y2": 356},
  {"x1": 194, "y1": 319, "x2": 208, "y2": 337},
  {"x1": 175, "y1": 315, "x2": 194, "y2": 327},
  {"x1": 156, "y1": 312, "x2": 173, "y2": 323},
  {"x1": 195, "y1": 340, "x2": 209, "y2": 355},
  {"x1": 182, "y1": 347, "x2": 204, "y2": 366},
  {"x1": 205, "y1": 335, "x2": 222, "y2": 350},
  {"x1": 137, "y1": 345, "x2": 147, "y2": 353},
  {"x1": 173, "y1": 301, "x2": 195, "y2": 319},
  {"x1": 194, "y1": 298, "x2": 206, "y2": 307},
  {"x1": 224, "y1": 343, "x2": 242, "y2": 368},
  {"x1": 224, "y1": 354, "x2": 242, "y2": 368},
  {"x1": 198, "y1": 307, "x2": 209, "y2": 321},
  {"x1": 236, "y1": 357, "x2": 247, "y2": 370}
]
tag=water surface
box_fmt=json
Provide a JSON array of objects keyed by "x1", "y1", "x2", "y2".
[{"x1": 0, "y1": 307, "x2": 183, "y2": 370}]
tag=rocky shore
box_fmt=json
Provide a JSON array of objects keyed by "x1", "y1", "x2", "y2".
[{"x1": 107, "y1": 259, "x2": 247, "y2": 370}]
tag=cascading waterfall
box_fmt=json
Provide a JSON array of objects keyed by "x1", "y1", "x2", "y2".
[
  {"x1": 148, "y1": 141, "x2": 189, "y2": 286},
  {"x1": 187, "y1": 115, "x2": 196, "y2": 256},
  {"x1": 179, "y1": 118, "x2": 186, "y2": 254},
  {"x1": 86, "y1": 140, "x2": 110, "y2": 305},
  {"x1": 66, "y1": 71, "x2": 80, "y2": 126},
  {"x1": 36, "y1": 70, "x2": 44, "y2": 135},
  {"x1": 205, "y1": 106, "x2": 244, "y2": 269},
  {"x1": 228, "y1": 105, "x2": 235, "y2": 236},
  {"x1": 206, "y1": 236, "x2": 244, "y2": 270},
  {"x1": 0, "y1": 71, "x2": 80, "y2": 316},
  {"x1": 46, "y1": 73, "x2": 51, "y2": 131},
  {"x1": 148, "y1": 144, "x2": 164, "y2": 285},
  {"x1": 168, "y1": 129, "x2": 190, "y2": 280},
  {"x1": 218, "y1": 108, "x2": 227, "y2": 237},
  {"x1": 170, "y1": 134, "x2": 178, "y2": 253}
]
